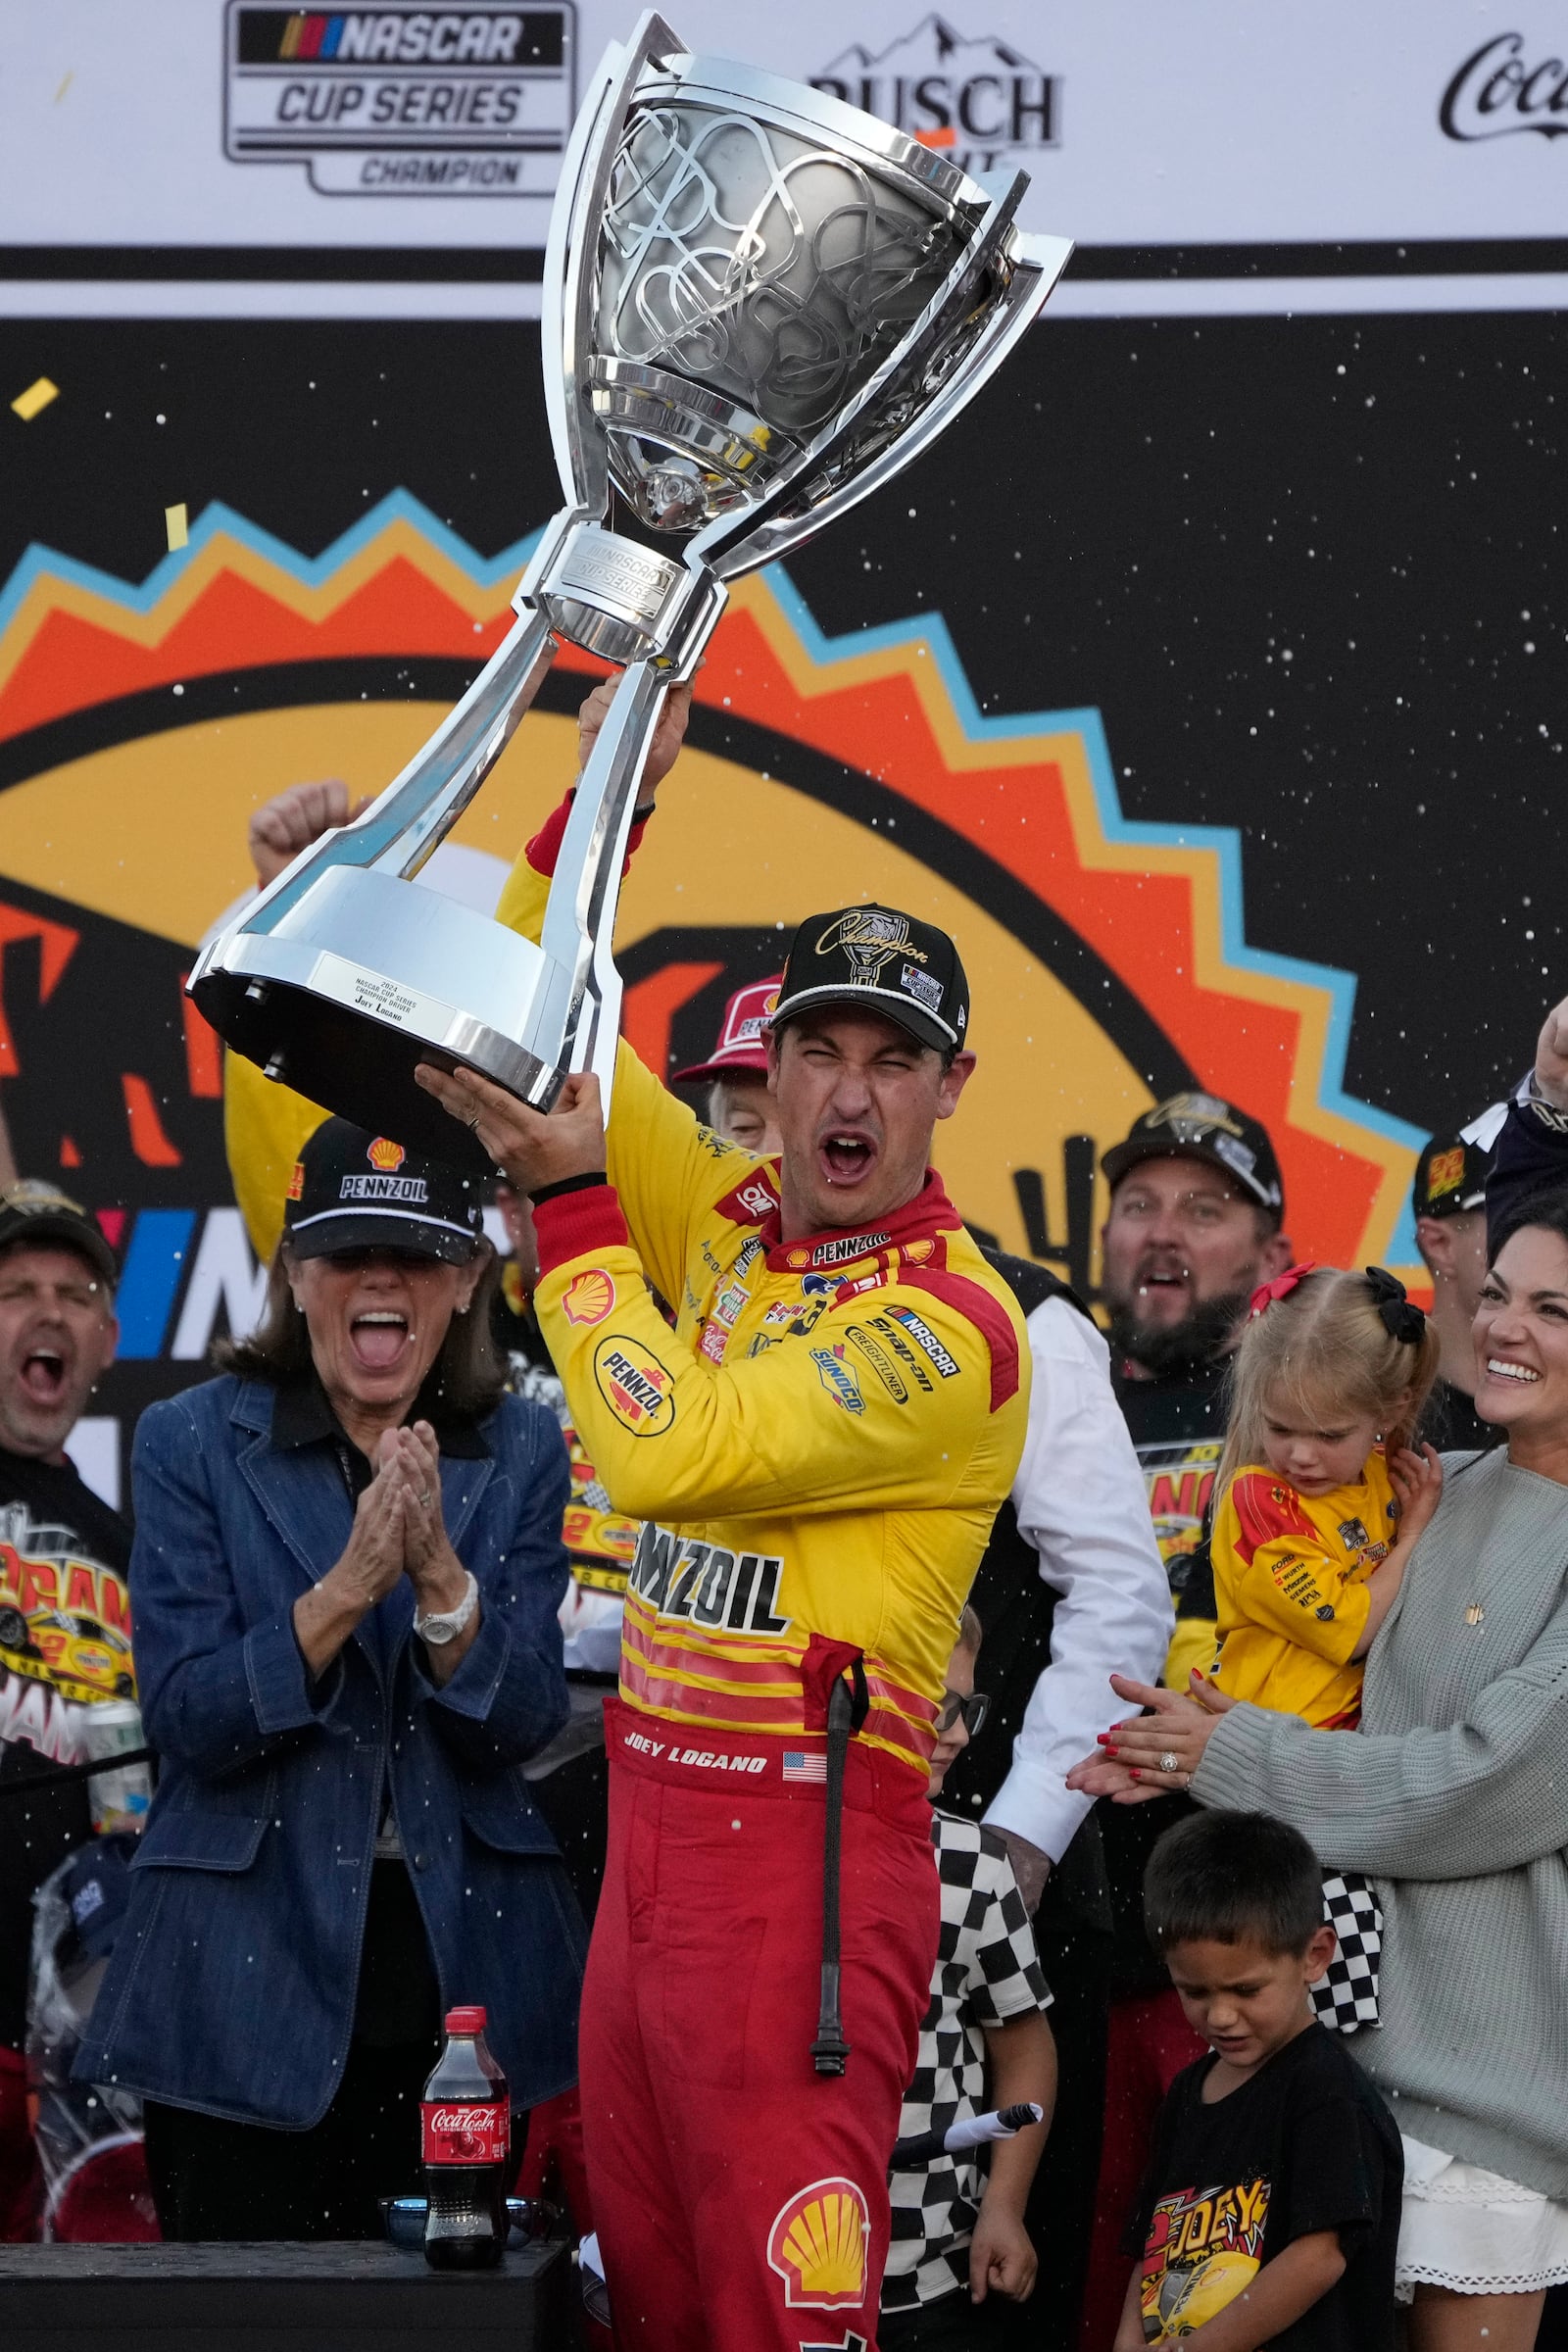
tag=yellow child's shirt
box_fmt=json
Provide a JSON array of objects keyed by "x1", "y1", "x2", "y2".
[{"x1": 1209, "y1": 1451, "x2": 1396, "y2": 1728}]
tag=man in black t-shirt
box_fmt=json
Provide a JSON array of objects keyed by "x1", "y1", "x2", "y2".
[
  {"x1": 0, "y1": 1183, "x2": 126, "y2": 2238},
  {"x1": 1410, "y1": 1125, "x2": 1502, "y2": 1455},
  {"x1": 1117, "y1": 1812, "x2": 1400, "y2": 2352}
]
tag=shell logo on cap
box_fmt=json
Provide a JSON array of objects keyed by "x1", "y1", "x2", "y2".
[
  {"x1": 286, "y1": 1161, "x2": 305, "y2": 1201},
  {"x1": 766, "y1": 2177, "x2": 869, "y2": 2309},
  {"x1": 1425, "y1": 1146, "x2": 1465, "y2": 1201},
  {"x1": 368, "y1": 1138, "x2": 406, "y2": 1172},
  {"x1": 562, "y1": 1269, "x2": 616, "y2": 1327}
]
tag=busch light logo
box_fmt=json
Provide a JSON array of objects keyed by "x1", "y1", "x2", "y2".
[{"x1": 812, "y1": 14, "x2": 1058, "y2": 174}]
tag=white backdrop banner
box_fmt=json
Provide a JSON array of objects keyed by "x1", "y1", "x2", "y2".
[{"x1": 3, "y1": 0, "x2": 1568, "y2": 253}]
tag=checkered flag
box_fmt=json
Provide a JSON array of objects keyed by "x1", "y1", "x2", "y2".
[{"x1": 1309, "y1": 1871, "x2": 1382, "y2": 2032}]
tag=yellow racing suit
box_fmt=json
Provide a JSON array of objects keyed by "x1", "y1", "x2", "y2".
[{"x1": 499, "y1": 840, "x2": 1030, "y2": 1775}]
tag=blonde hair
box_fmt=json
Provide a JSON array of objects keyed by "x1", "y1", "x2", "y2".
[{"x1": 1216, "y1": 1266, "x2": 1440, "y2": 1504}]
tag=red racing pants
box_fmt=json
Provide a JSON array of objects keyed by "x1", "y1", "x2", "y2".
[{"x1": 580, "y1": 1697, "x2": 940, "y2": 2352}]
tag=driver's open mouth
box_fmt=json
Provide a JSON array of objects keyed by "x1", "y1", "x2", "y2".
[
  {"x1": 19, "y1": 1348, "x2": 68, "y2": 1406},
  {"x1": 820, "y1": 1133, "x2": 875, "y2": 1184},
  {"x1": 350, "y1": 1310, "x2": 411, "y2": 1371}
]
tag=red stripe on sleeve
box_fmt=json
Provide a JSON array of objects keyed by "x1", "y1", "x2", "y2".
[
  {"x1": 1231, "y1": 1470, "x2": 1315, "y2": 1562},
  {"x1": 535, "y1": 1183, "x2": 630, "y2": 1275},
  {"x1": 523, "y1": 788, "x2": 652, "y2": 880},
  {"x1": 897, "y1": 1268, "x2": 1021, "y2": 1412}
]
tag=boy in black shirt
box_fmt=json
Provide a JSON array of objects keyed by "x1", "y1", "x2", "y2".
[{"x1": 1115, "y1": 1811, "x2": 1400, "y2": 2349}]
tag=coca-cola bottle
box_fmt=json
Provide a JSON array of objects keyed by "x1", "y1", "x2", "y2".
[{"x1": 421, "y1": 2005, "x2": 510, "y2": 2269}]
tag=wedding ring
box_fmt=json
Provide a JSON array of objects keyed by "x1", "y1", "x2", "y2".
[
  {"x1": 1159, "y1": 1750, "x2": 1181, "y2": 1775},
  {"x1": 418, "y1": 1490, "x2": 431, "y2": 1506}
]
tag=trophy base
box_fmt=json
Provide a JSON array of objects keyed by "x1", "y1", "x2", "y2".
[{"x1": 191, "y1": 867, "x2": 569, "y2": 1174}]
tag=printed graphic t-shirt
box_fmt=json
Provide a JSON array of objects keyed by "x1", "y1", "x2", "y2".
[
  {"x1": 1123, "y1": 2023, "x2": 1401, "y2": 2349},
  {"x1": 0, "y1": 1449, "x2": 133, "y2": 2050}
]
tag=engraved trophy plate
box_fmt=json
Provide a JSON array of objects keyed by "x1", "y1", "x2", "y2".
[{"x1": 188, "y1": 12, "x2": 1073, "y2": 1171}]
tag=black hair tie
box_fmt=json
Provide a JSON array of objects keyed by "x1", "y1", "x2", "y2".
[{"x1": 1364, "y1": 1265, "x2": 1426, "y2": 1347}]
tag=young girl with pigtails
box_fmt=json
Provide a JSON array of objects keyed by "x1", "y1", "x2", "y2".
[{"x1": 1205, "y1": 1264, "x2": 1445, "y2": 1730}]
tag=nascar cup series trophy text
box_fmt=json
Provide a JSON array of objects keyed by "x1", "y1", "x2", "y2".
[{"x1": 189, "y1": 11, "x2": 1072, "y2": 1168}]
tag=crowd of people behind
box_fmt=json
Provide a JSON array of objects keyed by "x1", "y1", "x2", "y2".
[{"x1": 1, "y1": 681, "x2": 1567, "y2": 2352}]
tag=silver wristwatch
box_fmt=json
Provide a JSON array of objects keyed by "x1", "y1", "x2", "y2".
[{"x1": 415, "y1": 1570, "x2": 479, "y2": 1647}]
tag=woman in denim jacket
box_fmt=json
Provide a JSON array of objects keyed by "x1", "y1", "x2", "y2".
[{"x1": 76, "y1": 1117, "x2": 586, "y2": 2240}]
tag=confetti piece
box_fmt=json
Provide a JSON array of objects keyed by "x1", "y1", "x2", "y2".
[
  {"x1": 11, "y1": 377, "x2": 58, "y2": 422},
  {"x1": 54, "y1": 72, "x2": 73, "y2": 104},
  {"x1": 165, "y1": 502, "x2": 189, "y2": 552}
]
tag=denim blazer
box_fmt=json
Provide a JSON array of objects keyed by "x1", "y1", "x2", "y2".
[{"x1": 75, "y1": 1375, "x2": 587, "y2": 2129}]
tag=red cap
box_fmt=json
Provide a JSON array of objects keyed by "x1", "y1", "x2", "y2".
[
  {"x1": 445, "y1": 2005, "x2": 487, "y2": 2034},
  {"x1": 671, "y1": 976, "x2": 784, "y2": 1087}
]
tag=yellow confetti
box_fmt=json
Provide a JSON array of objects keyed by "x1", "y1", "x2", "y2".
[
  {"x1": 165, "y1": 502, "x2": 189, "y2": 552},
  {"x1": 11, "y1": 377, "x2": 58, "y2": 422},
  {"x1": 54, "y1": 72, "x2": 73, "y2": 104}
]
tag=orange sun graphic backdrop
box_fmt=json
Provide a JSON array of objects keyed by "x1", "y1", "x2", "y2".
[{"x1": 0, "y1": 493, "x2": 1425, "y2": 1486}]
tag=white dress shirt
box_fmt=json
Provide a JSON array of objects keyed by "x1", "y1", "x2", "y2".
[{"x1": 983, "y1": 1296, "x2": 1174, "y2": 1863}]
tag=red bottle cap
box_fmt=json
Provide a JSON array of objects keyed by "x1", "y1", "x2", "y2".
[{"x1": 444, "y1": 2005, "x2": 487, "y2": 2034}]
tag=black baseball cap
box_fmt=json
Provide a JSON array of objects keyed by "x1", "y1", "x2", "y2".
[
  {"x1": 1102, "y1": 1092, "x2": 1285, "y2": 1220},
  {"x1": 0, "y1": 1181, "x2": 118, "y2": 1289},
  {"x1": 771, "y1": 906, "x2": 969, "y2": 1054},
  {"x1": 1412, "y1": 1128, "x2": 1493, "y2": 1219},
  {"x1": 283, "y1": 1118, "x2": 484, "y2": 1265}
]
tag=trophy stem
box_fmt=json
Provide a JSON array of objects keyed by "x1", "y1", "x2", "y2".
[{"x1": 539, "y1": 657, "x2": 672, "y2": 1109}]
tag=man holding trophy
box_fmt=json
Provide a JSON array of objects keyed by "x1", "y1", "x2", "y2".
[
  {"x1": 418, "y1": 852, "x2": 1029, "y2": 2345},
  {"x1": 189, "y1": 15, "x2": 1070, "y2": 2341}
]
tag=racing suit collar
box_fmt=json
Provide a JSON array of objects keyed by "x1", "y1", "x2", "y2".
[{"x1": 758, "y1": 1167, "x2": 961, "y2": 1274}]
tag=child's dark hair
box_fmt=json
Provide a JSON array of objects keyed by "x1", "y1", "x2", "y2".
[{"x1": 1144, "y1": 1810, "x2": 1324, "y2": 1958}]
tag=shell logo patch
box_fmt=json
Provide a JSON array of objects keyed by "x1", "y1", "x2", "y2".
[
  {"x1": 593, "y1": 1336, "x2": 676, "y2": 1437},
  {"x1": 368, "y1": 1137, "x2": 406, "y2": 1172},
  {"x1": 787, "y1": 1247, "x2": 811, "y2": 1270},
  {"x1": 286, "y1": 1160, "x2": 305, "y2": 1201},
  {"x1": 767, "y1": 2177, "x2": 870, "y2": 2309},
  {"x1": 562, "y1": 1269, "x2": 616, "y2": 1327},
  {"x1": 1425, "y1": 1145, "x2": 1465, "y2": 1201}
]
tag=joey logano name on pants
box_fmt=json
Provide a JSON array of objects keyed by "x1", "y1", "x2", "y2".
[{"x1": 620, "y1": 1727, "x2": 767, "y2": 1774}]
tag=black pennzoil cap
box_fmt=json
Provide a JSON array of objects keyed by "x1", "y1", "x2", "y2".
[
  {"x1": 772, "y1": 906, "x2": 969, "y2": 1053},
  {"x1": 0, "y1": 1181, "x2": 118, "y2": 1289},
  {"x1": 1102, "y1": 1092, "x2": 1285, "y2": 1220},
  {"x1": 1412, "y1": 1129, "x2": 1493, "y2": 1218},
  {"x1": 283, "y1": 1119, "x2": 484, "y2": 1264}
]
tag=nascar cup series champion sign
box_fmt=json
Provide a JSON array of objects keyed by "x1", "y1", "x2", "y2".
[{"x1": 190, "y1": 9, "x2": 1071, "y2": 1160}]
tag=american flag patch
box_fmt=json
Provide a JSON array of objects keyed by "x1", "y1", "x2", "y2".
[{"x1": 782, "y1": 1750, "x2": 827, "y2": 1784}]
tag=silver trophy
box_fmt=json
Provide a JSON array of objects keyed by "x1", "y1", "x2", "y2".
[{"x1": 189, "y1": 13, "x2": 1072, "y2": 1168}]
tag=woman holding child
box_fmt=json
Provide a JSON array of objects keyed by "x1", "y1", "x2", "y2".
[{"x1": 1073, "y1": 993, "x2": 1568, "y2": 2350}]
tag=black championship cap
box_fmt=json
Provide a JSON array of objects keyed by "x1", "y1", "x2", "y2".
[
  {"x1": 1412, "y1": 1128, "x2": 1493, "y2": 1219},
  {"x1": 771, "y1": 906, "x2": 969, "y2": 1054},
  {"x1": 1102, "y1": 1091, "x2": 1285, "y2": 1220},
  {"x1": 0, "y1": 1181, "x2": 118, "y2": 1288},
  {"x1": 283, "y1": 1119, "x2": 484, "y2": 1264}
]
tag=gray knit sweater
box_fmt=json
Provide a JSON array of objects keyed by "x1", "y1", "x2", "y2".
[{"x1": 1193, "y1": 1446, "x2": 1568, "y2": 2197}]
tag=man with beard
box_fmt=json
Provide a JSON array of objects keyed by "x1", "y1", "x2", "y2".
[
  {"x1": 1100, "y1": 1094, "x2": 1294, "y2": 1688},
  {"x1": 1072, "y1": 1093, "x2": 1293, "y2": 2351},
  {"x1": 0, "y1": 1184, "x2": 124, "y2": 2238}
]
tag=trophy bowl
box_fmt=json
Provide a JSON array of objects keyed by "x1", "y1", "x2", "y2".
[{"x1": 188, "y1": 14, "x2": 1072, "y2": 1170}]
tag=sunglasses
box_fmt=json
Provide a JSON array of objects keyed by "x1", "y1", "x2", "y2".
[{"x1": 934, "y1": 1689, "x2": 990, "y2": 1739}]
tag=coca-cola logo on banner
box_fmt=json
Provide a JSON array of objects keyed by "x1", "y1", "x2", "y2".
[
  {"x1": 811, "y1": 13, "x2": 1057, "y2": 174},
  {"x1": 1441, "y1": 31, "x2": 1568, "y2": 140}
]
